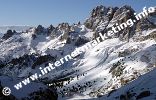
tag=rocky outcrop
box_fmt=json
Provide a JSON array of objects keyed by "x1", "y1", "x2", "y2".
[
  {"x1": 75, "y1": 37, "x2": 89, "y2": 46},
  {"x1": 32, "y1": 55, "x2": 56, "y2": 69},
  {"x1": 57, "y1": 23, "x2": 71, "y2": 41},
  {"x1": 136, "y1": 19, "x2": 156, "y2": 32},
  {"x1": 84, "y1": 5, "x2": 117, "y2": 30},
  {"x1": 2, "y1": 30, "x2": 16, "y2": 40},
  {"x1": 47, "y1": 25, "x2": 55, "y2": 35},
  {"x1": 85, "y1": 5, "x2": 156, "y2": 41},
  {"x1": 0, "y1": 54, "x2": 56, "y2": 76},
  {"x1": 34, "y1": 25, "x2": 45, "y2": 34},
  {"x1": 111, "y1": 5, "x2": 136, "y2": 41}
]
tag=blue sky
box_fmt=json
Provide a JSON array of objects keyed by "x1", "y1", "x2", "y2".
[{"x1": 0, "y1": 0, "x2": 155, "y2": 26}]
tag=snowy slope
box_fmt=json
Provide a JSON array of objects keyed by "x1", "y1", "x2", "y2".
[{"x1": 57, "y1": 29, "x2": 156, "y2": 100}]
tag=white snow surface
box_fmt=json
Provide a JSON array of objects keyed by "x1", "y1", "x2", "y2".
[{"x1": 0, "y1": 24, "x2": 156, "y2": 100}]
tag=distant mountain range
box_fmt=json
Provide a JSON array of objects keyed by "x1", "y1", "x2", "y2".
[{"x1": 0, "y1": 26, "x2": 31, "y2": 33}]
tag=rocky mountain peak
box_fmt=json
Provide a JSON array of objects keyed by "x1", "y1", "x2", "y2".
[
  {"x1": 2, "y1": 30, "x2": 17, "y2": 40},
  {"x1": 85, "y1": 5, "x2": 156, "y2": 41},
  {"x1": 113, "y1": 5, "x2": 134, "y2": 16},
  {"x1": 85, "y1": 6, "x2": 117, "y2": 30},
  {"x1": 91, "y1": 5, "x2": 108, "y2": 18},
  {"x1": 57, "y1": 23, "x2": 70, "y2": 32}
]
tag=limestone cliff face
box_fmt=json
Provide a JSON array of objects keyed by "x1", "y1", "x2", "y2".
[{"x1": 84, "y1": 5, "x2": 156, "y2": 41}]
